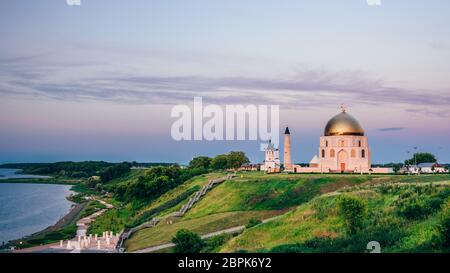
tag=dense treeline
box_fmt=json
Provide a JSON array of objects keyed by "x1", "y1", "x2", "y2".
[
  {"x1": 98, "y1": 162, "x2": 132, "y2": 183},
  {"x1": 0, "y1": 161, "x2": 113, "y2": 178},
  {"x1": 109, "y1": 165, "x2": 207, "y2": 203},
  {"x1": 105, "y1": 150, "x2": 251, "y2": 203},
  {"x1": 188, "y1": 151, "x2": 250, "y2": 170},
  {"x1": 0, "y1": 161, "x2": 175, "y2": 178}
]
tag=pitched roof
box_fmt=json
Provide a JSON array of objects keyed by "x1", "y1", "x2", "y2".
[
  {"x1": 309, "y1": 155, "x2": 320, "y2": 164},
  {"x1": 418, "y1": 163, "x2": 440, "y2": 168}
]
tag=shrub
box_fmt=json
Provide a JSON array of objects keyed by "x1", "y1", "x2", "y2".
[
  {"x1": 396, "y1": 198, "x2": 430, "y2": 220},
  {"x1": 246, "y1": 218, "x2": 262, "y2": 229},
  {"x1": 337, "y1": 195, "x2": 368, "y2": 234},
  {"x1": 395, "y1": 187, "x2": 450, "y2": 220},
  {"x1": 172, "y1": 229, "x2": 204, "y2": 253},
  {"x1": 438, "y1": 199, "x2": 450, "y2": 248},
  {"x1": 202, "y1": 233, "x2": 232, "y2": 253}
]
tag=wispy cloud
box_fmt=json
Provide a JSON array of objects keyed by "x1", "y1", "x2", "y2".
[
  {"x1": 1, "y1": 51, "x2": 450, "y2": 113},
  {"x1": 378, "y1": 127, "x2": 406, "y2": 132},
  {"x1": 406, "y1": 108, "x2": 450, "y2": 117}
]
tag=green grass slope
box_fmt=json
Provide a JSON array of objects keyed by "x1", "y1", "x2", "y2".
[
  {"x1": 126, "y1": 172, "x2": 438, "y2": 251},
  {"x1": 220, "y1": 178, "x2": 450, "y2": 253}
]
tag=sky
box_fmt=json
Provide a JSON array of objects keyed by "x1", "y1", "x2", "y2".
[{"x1": 1, "y1": 0, "x2": 450, "y2": 164}]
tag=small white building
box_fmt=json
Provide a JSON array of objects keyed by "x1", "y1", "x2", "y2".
[
  {"x1": 418, "y1": 163, "x2": 448, "y2": 174},
  {"x1": 402, "y1": 163, "x2": 448, "y2": 174},
  {"x1": 260, "y1": 140, "x2": 281, "y2": 173}
]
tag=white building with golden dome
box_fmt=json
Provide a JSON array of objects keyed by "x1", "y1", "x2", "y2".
[{"x1": 288, "y1": 107, "x2": 392, "y2": 174}]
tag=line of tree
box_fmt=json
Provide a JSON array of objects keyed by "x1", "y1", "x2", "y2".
[
  {"x1": 188, "y1": 151, "x2": 250, "y2": 170},
  {"x1": 110, "y1": 165, "x2": 207, "y2": 203},
  {"x1": 0, "y1": 161, "x2": 176, "y2": 179},
  {"x1": 98, "y1": 162, "x2": 132, "y2": 183},
  {"x1": 108, "y1": 151, "x2": 249, "y2": 204},
  {"x1": 0, "y1": 161, "x2": 114, "y2": 178}
]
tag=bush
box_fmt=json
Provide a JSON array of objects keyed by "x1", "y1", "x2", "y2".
[
  {"x1": 337, "y1": 195, "x2": 367, "y2": 234},
  {"x1": 172, "y1": 229, "x2": 204, "y2": 253},
  {"x1": 438, "y1": 199, "x2": 450, "y2": 248},
  {"x1": 246, "y1": 218, "x2": 262, "y2": 229},
  {"x1": 202, "y1": 233, "x2": 232, "y2": 253},
  {"x1": 395, "y1": 187, "x2": 450, "y2": 220}
]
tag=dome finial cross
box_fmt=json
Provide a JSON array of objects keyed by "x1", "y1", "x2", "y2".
[{"x1": 340, "y1": 104, "x2": 347, "y2": 113}]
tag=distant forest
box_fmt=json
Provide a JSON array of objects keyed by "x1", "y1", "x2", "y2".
[{"x1": 0, "y1": 161, "x2": 177, "y2": 179}]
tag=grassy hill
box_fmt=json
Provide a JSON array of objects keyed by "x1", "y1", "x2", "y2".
[
  {"x1": 122, "y1": 172, "x2": 450, "y2": 252},
  {"x1": 220, "y1": 177, "x2": 450, "y2": 253}
]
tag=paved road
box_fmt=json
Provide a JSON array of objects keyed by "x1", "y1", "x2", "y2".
[{"x1": 132, "y1": 216, "x2": 280, "y2": 253}]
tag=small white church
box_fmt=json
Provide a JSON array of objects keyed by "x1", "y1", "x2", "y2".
[
  {"x1": 260, "y1": 139, "x2": 281, "y2": 173},
  {"x1": 261, "y1": 107, "x2": 393, "y2": 174}
]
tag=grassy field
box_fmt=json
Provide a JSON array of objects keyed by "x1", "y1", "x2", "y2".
[
  {"x1": 122, "y1": 172, "x2": 450, "y2": 253},
  {"x1": 125, "y1": 210, "x2": 281, "y2": 252}
]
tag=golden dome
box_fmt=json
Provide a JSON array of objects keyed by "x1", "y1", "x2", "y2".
[{"x1": 324, "y1": 110, "x2": 364, "y2": 136}]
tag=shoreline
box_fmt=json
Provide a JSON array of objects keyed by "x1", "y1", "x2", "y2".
[
  {"x1": 15, "y1": 201, "x2": 87, "y2": 240},
  {"x1": 5, "y1": 201, "x2": 89, "y2": 252},
  {"x1": 12, "y1": 198, "x2": 115, "y2": 253},
  {"x1": 0, "y1": 181, "x2": 88, "y2": 251}
]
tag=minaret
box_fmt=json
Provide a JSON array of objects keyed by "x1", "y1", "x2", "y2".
[{"x1": 284, "y1": 127, "x2": 292, "y2": 171}]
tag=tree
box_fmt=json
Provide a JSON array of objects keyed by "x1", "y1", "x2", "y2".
[
  {"x1": 172, "y1": 229, "x2": 204, "y2": 253},
  {"x1": 393, "y1": 165, "x2": 400, "y2": 173},
  {"x1": 99, "y1": 162, "x2": 131, "y2": 183},
  {"x1": 337, "y1": 195, "x2": 368, "y2": 234},
  {"x1": 211, "y1": 154, "x2": 229, "y2": 170},
  {"x1": 227, "y1": 151, "x2": 250, "y2": 169},
  {"x1": 189, "y1": 156, "x2": 212, "y2": 169},
  {"x1": 405, "y1": 152, "x2": 437, "y2": 165}
]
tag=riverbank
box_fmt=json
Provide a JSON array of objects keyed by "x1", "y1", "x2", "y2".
[
  {"x1": 0, "y1": 181, "x2": 94, "y2": 251},
  {"x1": 12, "y1": 198, "x2": 115, "y2": 253},
  {"x1": 6, "y1": 201, "x2": 88, "y2": 250}
]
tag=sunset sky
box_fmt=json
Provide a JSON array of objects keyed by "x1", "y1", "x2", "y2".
[{"x1": 1, "y1": 0, "x2": 450, "y2": 164}]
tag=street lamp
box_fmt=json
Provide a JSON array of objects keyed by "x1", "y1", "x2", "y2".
[
  {"x1": 406, "y1": 150, "x2": 411, "y2": 175},
  {"x1": 413, "y1": 147, "x2": 418, "y2": 175}
]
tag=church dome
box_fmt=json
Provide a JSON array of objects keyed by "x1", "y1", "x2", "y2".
[{"x1": 324, "y1": 109, "x2": 364, "y2": 136}]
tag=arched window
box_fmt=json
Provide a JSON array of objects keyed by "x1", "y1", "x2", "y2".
[
  {"x1": 322, "y1": 149, "x2": 325, "y2": 158},
  {"x1": 358, "y1": 140, "x2": 362, "y2": 147},
  {"x1": 330, "y1": 149, "x2": 335, "y2": 158},
  {"x1": 325, "y1": 141, "x2": 328, "y2": 147},
  {"x1": 351, "y1": 149, "x2": 356, "y2": 158},
  {"x1": 361, "y1": 149, "x2": 366, "y2": 158},
  {"x1": 339, "y1": 140, "x2": 345, "y2": 147}
]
